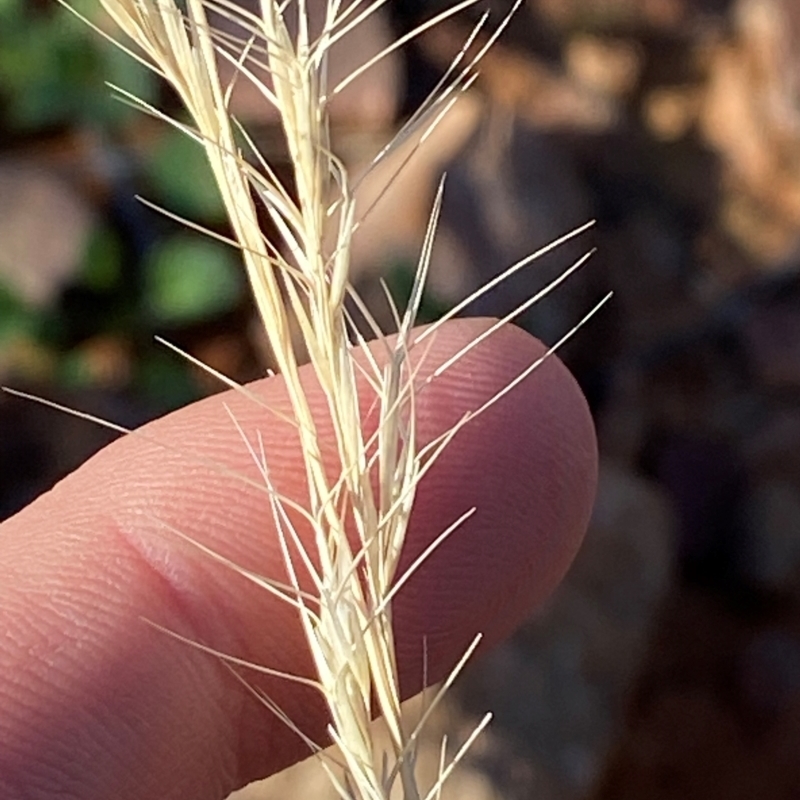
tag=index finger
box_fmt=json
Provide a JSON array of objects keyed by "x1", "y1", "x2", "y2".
[{"x1": 0, "y1": 318, "x2": 596, "y2": 799}]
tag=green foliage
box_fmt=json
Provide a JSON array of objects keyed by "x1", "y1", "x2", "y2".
[
  {"x1": 0, "y1": 2, "x2": 452, "y2": 409},
  {"x1": 79, "y1": 224, "x2": 123, "y2": 292},
  {"x1": 135, "y1": 349, "x2": 201, "y2": 409},
  {"x1": 143, "y1": 234, "x2": 244, "y2": 324},
  {"x1": 0, "y1": 0, "x2": 156, "y2": 130},
  {"x1": 0, "y1": 279, "x2": 36, "y2": 343},
  {"x1": 0, "y1": 4, "x2": 244, "y2": 407},
  {"x1": 144, "y1": 129, "x2": 226, "y2": 221}
]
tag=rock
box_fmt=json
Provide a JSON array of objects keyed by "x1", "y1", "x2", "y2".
[
  {"x1": 453, "y1": 461, "x2": 675, "y2": 798},
  {"x1": 744, "y1": 300, "x2": 800, "y2": 390},
  {"x1": 427, "y1": 112, "x2": 594, "y2": 346},
  {"x1": 0, "y1": 161, "x2": 93, "y2": 307},
  {"x1": 700, "y1": 0, "x2": 800, "y2": 264},
  {"x1": 643, "y1": 432, "x2": 749, "y2": 586},
  {"x1": 594, "y1": 590, "x2": 800, "y2": 800},
  {"x1": 534, "y1": 0, "x2": 690, "y2": 31},
  {"x1": 739, "y1": 629, "x2": 800, "y2": 716},
  {"x1": 743, "y1": 409, "x2": 800, "y2": 485},
  {"x1": 420, "y1": 22, "x2": 620, "y2": 132},
  {"x1": 744, "y1": 479, "x2": 800, "y2": 592},
  {"x1": 565, "y1": 35, "x2": 642, "y2": 99}
]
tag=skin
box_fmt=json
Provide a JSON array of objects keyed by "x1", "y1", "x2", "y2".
[{"x1": 0, "y1": 319, "x2": 598, "y2": 799}]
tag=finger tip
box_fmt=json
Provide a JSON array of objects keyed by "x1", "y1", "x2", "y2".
[{"x1": 394, "y1": 319, "x2": 598, "y2": 680}]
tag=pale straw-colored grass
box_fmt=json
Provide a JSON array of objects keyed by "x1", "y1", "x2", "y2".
[{"x1": 54, "y1": 1, "x2": 605, "y2": 797}]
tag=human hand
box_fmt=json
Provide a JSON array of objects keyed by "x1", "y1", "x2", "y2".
[{"x1": 0, "y1": 319, "x2": 597, "y2": 800}]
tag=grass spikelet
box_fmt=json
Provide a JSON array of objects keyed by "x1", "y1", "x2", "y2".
[{"x1": 64, "y1": 1, "x2": 601, "y2": 797}]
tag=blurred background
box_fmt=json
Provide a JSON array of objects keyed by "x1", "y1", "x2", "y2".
[{"x1": 3, "y1": 0, "x2": 800, "y2": 797}]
